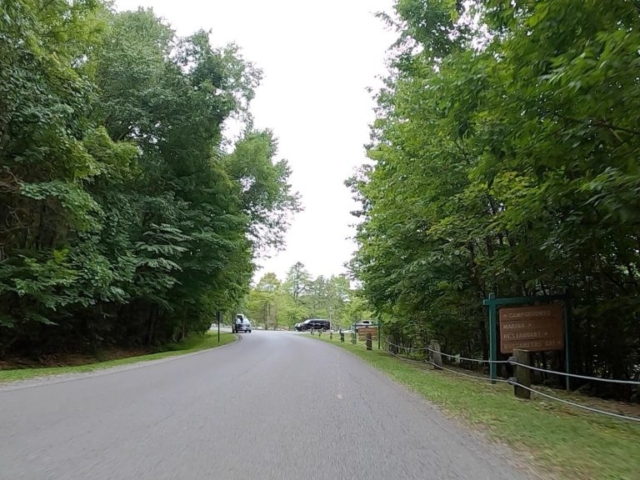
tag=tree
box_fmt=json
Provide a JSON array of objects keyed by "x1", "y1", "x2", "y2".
[
  {"x1": 284, "y1": 262, "x2": 312, "y2": 303},
  {"x1": 247, "y1": 273, "x2": 281, "y2": 329},
  {"x1": 349, "y1": 0, "x2": 640, "y2": 395},
  {"x1": 226, "y1": 130, "x2": 302, "y2": 254},
  {"x1": 0, "y1": 2, "x2": 300, "y2": 357},
  {"x1": 245, "y1": 266, "x2": 369, "y2": 330}
]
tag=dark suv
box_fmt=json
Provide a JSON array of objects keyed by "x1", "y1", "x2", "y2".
[{"x1": 295, "y1": 319, "x2": 330, "y2": 332}]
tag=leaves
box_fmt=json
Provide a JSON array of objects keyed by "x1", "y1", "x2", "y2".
[
  {"x1": 0, "y1": 2, "x2": 299, "y2": 355},
  {"x1": 246, "y1": 265, "x2": 370, "y2": 330},
  {"x1": 350, "y1": 0, "x2": 640, "y2": 384}
]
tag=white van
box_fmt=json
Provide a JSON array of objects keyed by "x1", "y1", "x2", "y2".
[{"x1": 233, "y1": 314, "x2": 252, "y2": 333}]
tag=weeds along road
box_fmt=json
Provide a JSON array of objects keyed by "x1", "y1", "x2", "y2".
[{"x1": 0, "y1": 332, "x2": 531, "y2": 480}]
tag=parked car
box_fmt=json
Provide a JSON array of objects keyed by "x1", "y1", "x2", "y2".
[{"x1": 295, "y1": 319, "x2": 330, "y2": 332}]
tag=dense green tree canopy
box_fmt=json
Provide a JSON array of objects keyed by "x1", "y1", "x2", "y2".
[
  {"x1": 349, "y1": 0, "x2": 640, "y2": 392},
  {"x1": 0, "y1": 1, "x2": 299, "y2": 356}
]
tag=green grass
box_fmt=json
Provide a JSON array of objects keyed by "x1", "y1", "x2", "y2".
[
  {"x1": 315, "y1": 334, "x2": 640, "y2": 480},
  {"x1": 0, "y1": 332, "x2": 237, "y2": 384}
]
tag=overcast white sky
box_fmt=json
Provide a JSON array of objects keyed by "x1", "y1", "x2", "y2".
[{"x1": 116, "y1": 0, "x2": 397, "y2": 281}]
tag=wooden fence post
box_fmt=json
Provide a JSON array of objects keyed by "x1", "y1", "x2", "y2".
[
  {"x1": 513, "y1": 349, "x2": 531, "y2": 399},
  {"x1": 387, "y1": 335, "x2": 396, "y2": 354},
  {"x1": 366, "y1": 333, "x2": 372, "y2": 350},
  {"x1": 430, "y1": 340, "x2": 443, "y2": 369}
]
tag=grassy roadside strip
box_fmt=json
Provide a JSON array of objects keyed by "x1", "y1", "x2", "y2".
[
  {"x1": 0, "y1": 332, "x2": 237, "y2": 384},
  {"x1": 314, "y1": 334, "x2": 640, "y2": 480}
]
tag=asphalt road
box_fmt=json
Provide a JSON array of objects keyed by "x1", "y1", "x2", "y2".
[{"x1": 0, "y1": 332, "x2": 532, "y2": 480}]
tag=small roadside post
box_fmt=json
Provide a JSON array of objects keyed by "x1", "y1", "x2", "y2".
[
  {"x1": 512, "y1": 349, "x2": 531, "y2": 399},
  {"x1": 216, "y1": 311, "x2": 222, "y2": 343},
  {"x1": 366, "y1": 333, "x2": 372, "y2": 350},
  {"x1": 430, "y1": 340, "x2": 443, "y2": 369}
]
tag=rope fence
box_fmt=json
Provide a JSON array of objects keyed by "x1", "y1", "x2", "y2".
[
  {"x1": 385, "y1": 340, "x2": 509, "y2": 364},
  {"x1": 426, "y1": 360, "x2": 511, "y2": 383},
  {"x1": 309, "y1": 329, "x2": 640, "y2": 423},
  {"x1": 506, "y1": 380, "x2": 640, "y2": 423},
  {"x1": 508, "y1": 361, "x2": 640, "y2": 386},
  {"x1": 379, "y1": 338, "x2": 640, "y2": 424}
]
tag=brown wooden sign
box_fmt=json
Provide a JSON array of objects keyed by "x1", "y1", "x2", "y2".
[
  {"x1": 357, "y1": 326, "x2": 378, "y2": 341},
  {"x1": 499, "y1": 305, "x2": 564, "y2": 354}
]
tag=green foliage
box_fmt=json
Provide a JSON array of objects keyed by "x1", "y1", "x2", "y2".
[
  {"x1": 226, "y1": 131, "x2": 301, "y2": 252},
  {"x1": 350, "y1": 0, "x2": 640, "y2": 393},
  {"x1": 246, "y1": 264, "x2": 372, "y2": 330},
  {"x1": 0, "y1": 2, "x2": 299, "y2": 356}
]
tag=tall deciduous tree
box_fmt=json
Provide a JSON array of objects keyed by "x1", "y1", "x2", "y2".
[
  {"x1": 349, "y1": 0, "x2": 640, "y2": 394},
  {"x1": 0, "y1": 2, "x2": 300, "y2": 356},
  {"x1": 284, "y1": 262, "x2": 312, "y2": 303}
]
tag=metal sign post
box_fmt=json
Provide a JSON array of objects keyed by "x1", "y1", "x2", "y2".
[{"x1": 216, "y1": 310, "x2": 221, "y2": 343}]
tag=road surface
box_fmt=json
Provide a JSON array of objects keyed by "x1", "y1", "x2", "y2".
[{"x1": 0, "y1": 332, "x2": 532, "y2": 480}]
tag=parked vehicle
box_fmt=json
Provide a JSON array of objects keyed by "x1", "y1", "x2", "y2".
[
  {"x1": 236, "y1": 319, "x2": 251, "y2": 333},
  {"x1": 355, "y1": 320, "x2": 373, "y2": 327},
  {"x1": 233, "y1": 314, "x2": 252, "y2": 333},
  {"x1": 295, "y1": 319, "x2": 330, "y2": 332}
]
